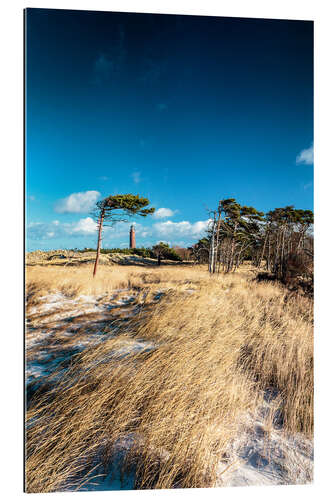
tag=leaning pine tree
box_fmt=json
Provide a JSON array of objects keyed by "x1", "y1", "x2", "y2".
[{"x1": 92, "y1": 194, "x2": 155, "y2": 276}]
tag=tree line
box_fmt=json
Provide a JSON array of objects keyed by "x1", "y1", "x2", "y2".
[
  {"x1": 190, "y1": 198, "x2": 313, "y2": 282},
  {"x1": 90, "y1": 193, "x2": 313, "y2": 283},
  {"x1": 78, "y1": 244, "x2": 182, "y2": 262}
]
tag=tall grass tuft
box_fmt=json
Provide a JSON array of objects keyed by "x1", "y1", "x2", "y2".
[{"x1": 25, "y1": 265, "x2": 313, "y2": 492}]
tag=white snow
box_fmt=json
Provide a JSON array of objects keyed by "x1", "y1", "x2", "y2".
[
  {"x1": 26, "y1": 290, "x2": 313, "y2": 490},
  {"x1": 216, "y1": 393, "x2": 313, "y2": 487},
  {"x1": 25, "y1": 290, "x2": 151, "y2": 391},
  {"x1": 110, "y1": 338, "x2": 156, "y2": 358},
  {"x1": 66, "y1": 392, "x2": 313, "y2": 492}
]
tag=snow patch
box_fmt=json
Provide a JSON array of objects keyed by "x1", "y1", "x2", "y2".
[{"x1": 216, "y1": 393, "x2": 313, "y2": 487}]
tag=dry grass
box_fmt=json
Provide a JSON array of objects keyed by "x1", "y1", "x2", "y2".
[
  {"x1": 25, "y1": 263, "x2": 313, "y2": 492},
  {"x1": 26, "y1": 264, "x2": 207, "y2": 303}
]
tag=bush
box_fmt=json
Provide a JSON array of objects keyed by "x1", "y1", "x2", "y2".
[
  {"x1": 75, "y1": 246, "x2": 182, "y2": 261},
  {"x1": 152, "y1": 243, "x2": 183, "y2": 262},
  {"x1": 281, "y1": 251, "x2": 313, "y2": 285},
  {"x1": 75, "y1": 247, "x2": 156, "y2": 258}
]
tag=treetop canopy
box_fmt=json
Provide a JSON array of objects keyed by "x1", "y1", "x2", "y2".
[
  {"x1": 95, "y1": 194, "x2": 155, "y2": 219},
  {"x1": 267, "y1": 206, "x2": 314, "y2": 225}
]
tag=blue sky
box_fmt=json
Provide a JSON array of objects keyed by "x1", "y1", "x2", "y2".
[{"x1": 25, "y1": 9, "x2": 313, "y2": 251}]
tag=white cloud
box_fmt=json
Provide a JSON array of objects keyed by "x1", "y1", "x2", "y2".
[
  {"x1": 27, "y1": 218, "x2": 148, "y2": 241},
  {"x1": 55, "y1": 191, "x2": 100, "y2": 214},
  {"x1": 27, "y1": 217, "x2": 98, "y2": 240},
  {"x1": 153, "y1": 219, "x2": 210, "y2": 238},
  {"x1": 27, "y1": 222, "x2": 62, "y2": 241},
  {"x1": 72, "y1": 217, "x2": 97, "y2": 235},
  {"x1": 191, "y1": 220, "x2": 212, "y2": 234},
  {"x1": 153, "y1": 208, "x2": 176, "y2": 219},
  {"x1": 131, "y1": 171, "x2": 141, "y2": 184},
  {"x1": 296, "y1": 144, "x2": 314, "y2": 165},
  {"x1": 27, "y1": 215, "x2": 210, "y2": 248}
]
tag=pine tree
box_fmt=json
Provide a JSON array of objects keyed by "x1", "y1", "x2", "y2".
[{"x1": 92, "y1": 194, "x2": 155, "y2": 276}]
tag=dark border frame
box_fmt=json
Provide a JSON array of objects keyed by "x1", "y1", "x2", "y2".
[{"x1": 23, "y1": 8, "x2": 26, "y2": 493}]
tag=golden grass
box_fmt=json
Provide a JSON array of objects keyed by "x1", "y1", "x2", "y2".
[
  {"x1": 25, "y1": 264, "x2": 313, "y2": 492},
  {"x1": 26, "y1": 264, "x2": 209, "y2": 302}
]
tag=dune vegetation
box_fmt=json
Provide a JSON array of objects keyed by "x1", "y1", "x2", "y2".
[{"x1": 25, "y1": 262, "x2": 313, "y2": 492}]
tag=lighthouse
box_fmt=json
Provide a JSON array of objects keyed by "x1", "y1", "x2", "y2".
[{"x1": 129, "y1": 225, "x2": 136, "y2": 249}]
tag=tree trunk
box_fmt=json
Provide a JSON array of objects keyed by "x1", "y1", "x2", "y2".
[
  {"x1": 267, "y1": 235, "x2": 271, "y2": 271},
  {"x1": 93, "y1": 209, "x2": 105, "y2": 277},
  {"x1": 217, "y1": 242, "x2": 223, "y2": 273},
  {"x1": 273, "y1": 229, "x2": 281, "y2": 274},
  {"x1": 228, "y1": 222, "x2": 238, "y2": 273},
  {"x1": 209, "y1": 216, "x2": 216, "y2": 273},
  {"x1": 279, "y1": 225, "x2": 287, "y2": 279},
  {"x1": 214, "y1": 205, "x2": 222, "y2": 273},
  {"x1": 257, "y1": 232, "x2": 268, "y2": 269}
]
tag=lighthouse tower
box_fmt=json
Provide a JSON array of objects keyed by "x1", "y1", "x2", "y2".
[{"x1": 129, "y1": 225, "x2": 136, "y2": 249}]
